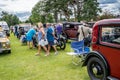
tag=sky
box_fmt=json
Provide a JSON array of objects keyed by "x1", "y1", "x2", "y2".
[
  {"x1": 0, "y1": 0, "x2": 39, "y2": 21},
  {"x1": 98, "y1": 0, "x2": 120, "y2": 14},
  {"x1": 0, "y1": 0, "x2": 120, "y2": 21}
]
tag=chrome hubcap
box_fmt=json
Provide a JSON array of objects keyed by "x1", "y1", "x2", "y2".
[
  {"x1": 92, "y1": 64, "x2": 103, "y2": 78},
  {"x1": 93, "y1": 67, "x2": 98, "y2": 75}
]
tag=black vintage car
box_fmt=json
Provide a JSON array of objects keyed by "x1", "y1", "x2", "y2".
[{"x1": 18, "y1": 23, "x2": 31, "y2": 39}]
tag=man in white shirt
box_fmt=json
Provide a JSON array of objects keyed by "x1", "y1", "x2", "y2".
[{"x1": 77, "y1": 23, "x2": 92, "y2": 46}]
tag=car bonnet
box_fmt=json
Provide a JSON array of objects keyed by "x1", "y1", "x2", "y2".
[{"x1": 0, "y1": 38, "x2": 9, "y2": 42}]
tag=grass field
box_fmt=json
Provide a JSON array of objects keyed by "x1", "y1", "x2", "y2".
[{"x1": 0, "y1": 34, "x2": 90, "y2": 80}]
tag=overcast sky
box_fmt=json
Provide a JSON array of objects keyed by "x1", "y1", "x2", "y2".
[
  {"x1": 98, "y1": 0, "x2": 120, "y2": 13},
  {"x1": 0, "y1": 0, "x2": 120, "y2": 21},
  {"x1": 0, "y1": 0, "x2": 39, "y2": 12}
]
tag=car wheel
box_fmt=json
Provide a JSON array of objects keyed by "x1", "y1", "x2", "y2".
[
  {"x1": 8, "y1": 50, "x2": 11, "y2": 53},
  {"x1": 62, "y1": 34, "x2": 68, "y2": 42},
  {"x1": 87, "y1": 57, "x2": 108, "y2": 80},
  {"x1": 59, "y1": 39, "x2": 66, "y2": 50}
]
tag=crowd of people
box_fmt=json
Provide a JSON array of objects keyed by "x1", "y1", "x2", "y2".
[
  {"x1": 11, "y1": 21, "x2": 91, "y2": 57},
  {"x1": 25, "y1": 22, "x2": 63, "y2": 56}
]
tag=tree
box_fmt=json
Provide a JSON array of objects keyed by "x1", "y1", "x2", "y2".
[
  {"x1": 29, "y1": 0, "x2": 101, "y2": 23},
  {"x1": 97, "y1": 10, "x2": 116, "y2": 20},
  {"x1": 0, "y1": 11, "x2": 20, "y2": 27},
  {"x1": 81, "y1": 0, "x2": 101, "y2": 21},
  {"x1": 29, "y1": 0, "x2": 54, "y2": 24},
  {"x1": 44, "y1": 0, "x2": 101, "y2": 22},
  {"x1": 45, "y1": 0, "x2": 73, "y2": 22}
]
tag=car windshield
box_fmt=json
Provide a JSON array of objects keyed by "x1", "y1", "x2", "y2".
[
  {"x1": 1, "y1": 25, "x2": 9, "y2": 30},
  {"x1": 0, "y1": 32, "x2": 6, "y2": 38}
]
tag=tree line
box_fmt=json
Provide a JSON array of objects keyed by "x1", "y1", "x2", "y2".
[
  {"x1": 0, "y1": 11, "x2": 20, "y2": 27},
  {"x1": 0, "y1": 0, "x2": 119, "y2": 27},
  {"x1": 28, "y1": 0, "x2": 101, "y2": 24}
]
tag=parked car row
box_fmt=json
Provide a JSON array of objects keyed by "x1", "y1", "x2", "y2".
[
  {"x1": 61, "y1": 20, "x2": 120, "y2": 80},
  {"x1": 62, "y1": 22, "x2": 93, "y2": 41},
  {"x1": 13, "y1": 23, "x2": 32, "y2": 39}
]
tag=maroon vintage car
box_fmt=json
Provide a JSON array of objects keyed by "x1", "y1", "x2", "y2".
[
  {"x1": 83, "y1": 19, "x2": 120, "y2": 80},
  {"x1": 62, "y1": 22, "x2": 82, "y2": 40}
]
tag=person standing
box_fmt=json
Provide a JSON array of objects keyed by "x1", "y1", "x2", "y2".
[
  {"x1": 55, "y1": 23, "x2": 63, "y2": 38},
  {"x1": 26, "y1": 27, "x2": 36, "y2": 49},
  {"x1": 46, "y1": 23, "x2": 58, "y2": 55},
  {"x1": 77, "y1": 23, "x2": 92, "y2": 46},
  {"x1": 35, "y1": 22, "x2": 49, "y2": 56},
  {"x1": 14, "y1": 25, "x2": 19, "y2": 38}
]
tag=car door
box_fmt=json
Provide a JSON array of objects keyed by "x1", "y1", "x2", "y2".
[{"x1": 98, "y1": 25, "x2": 120, "y2": 78}]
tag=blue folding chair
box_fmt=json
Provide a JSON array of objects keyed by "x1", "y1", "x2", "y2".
[{"x1": 67, "y1": 40, "x2": 90, "y2": 65}]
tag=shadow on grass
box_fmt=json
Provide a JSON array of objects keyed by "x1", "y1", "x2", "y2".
[{"x1": 0, "y1": 52, "x2": 11, "y2": 57}]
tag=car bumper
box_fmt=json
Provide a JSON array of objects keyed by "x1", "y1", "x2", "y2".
[{"x1": 0, "y1": 48, "x2": 11, "y2": 53}]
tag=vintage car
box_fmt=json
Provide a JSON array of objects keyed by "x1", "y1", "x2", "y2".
[
  {"x1": 0, "y1": 21, "x2": 10, "y2": 37},
  {"x1": 0, "y1": 31, "x2": 11, "y2": 53},
  {"x1": 83, "y1": 19, "x2": 120, "y2": 80},
  {"x1": 62, "y1": 22, "x2": 82, "y2": 41},
  {"x1": 17, "y1": 23, "x2": 31, "y2": 39},
  {"x1": 18, "y1": 23, "x2": 31, "y2": 33}
]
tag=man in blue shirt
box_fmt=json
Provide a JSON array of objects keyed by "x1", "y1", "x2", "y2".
[
  {"x1": 26, "y1": 27, "x2": 36, "y2": 49},
  {"x1": 56, "y1": 23, "x2": 62, "y2": 35},
  {"x1": 46, "y1": 23, "x2": 58, "y2": 55}
]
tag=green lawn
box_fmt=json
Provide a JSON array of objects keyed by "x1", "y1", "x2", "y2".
[{"x1": 0, "y1": 34, "x2": 90, "y2": 80}]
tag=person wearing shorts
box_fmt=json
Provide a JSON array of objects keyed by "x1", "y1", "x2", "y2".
[
  {"x1": 35, "y1": 22, "x2": 49, "y2": 56},
  {"x1": 26, "y1": 27, "x2": 36, "y2": 49},
  {"x1": 46, "y1": 23, "x2": 58, "y2": 55}
]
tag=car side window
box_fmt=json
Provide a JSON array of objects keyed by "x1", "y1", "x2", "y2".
[{"x1": 101, "y1": 26, "x2": 120, "y2": 44}]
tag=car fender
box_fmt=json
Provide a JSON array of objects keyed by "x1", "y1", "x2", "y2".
[{"x1": 82, "y1": 51, "x2": 110, "y2": 74}]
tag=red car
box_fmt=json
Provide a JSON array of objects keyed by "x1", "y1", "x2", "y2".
[{"x1": 83, "y1": 19, "x2": 120, "y2": 80}]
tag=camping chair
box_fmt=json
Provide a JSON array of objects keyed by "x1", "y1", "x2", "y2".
[{"x1": 67, "y1": 40, "x2": 90, "y2": 65}]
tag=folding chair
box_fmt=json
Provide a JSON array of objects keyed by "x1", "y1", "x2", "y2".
[{"x1": 67, "y1": 40, "x2": 90, "y2": 65}]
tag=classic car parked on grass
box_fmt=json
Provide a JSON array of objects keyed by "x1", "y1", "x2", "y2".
[
  {"x1": 0, "y1": 31, "x2": 11, "y2": 53},
  {"x1": 62, "y1": 22, "x2": 82, "y2": 41},
  {"x1": 18, "y1": 23, "x2": 31, "y2": 39},
  {"x1": 83, "y1": 19, "x2": 120, "y2": 80},
  {"x1": 0, "y1": 21, "x2": 10, "y2": 37}
]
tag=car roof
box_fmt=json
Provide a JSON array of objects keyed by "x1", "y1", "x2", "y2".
[
  {"x1": 95, "y1": 18, "x2": 120, "y2": 26},
  {"x1": 63, "y1": 22, "x2": 82, "y2": 25},
  {"x1": 19, "y1": 23, "x2": 31, "y2": 27},
  {"x1": 0, "y1": 21, "x2": 8, "y2": 25}
]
